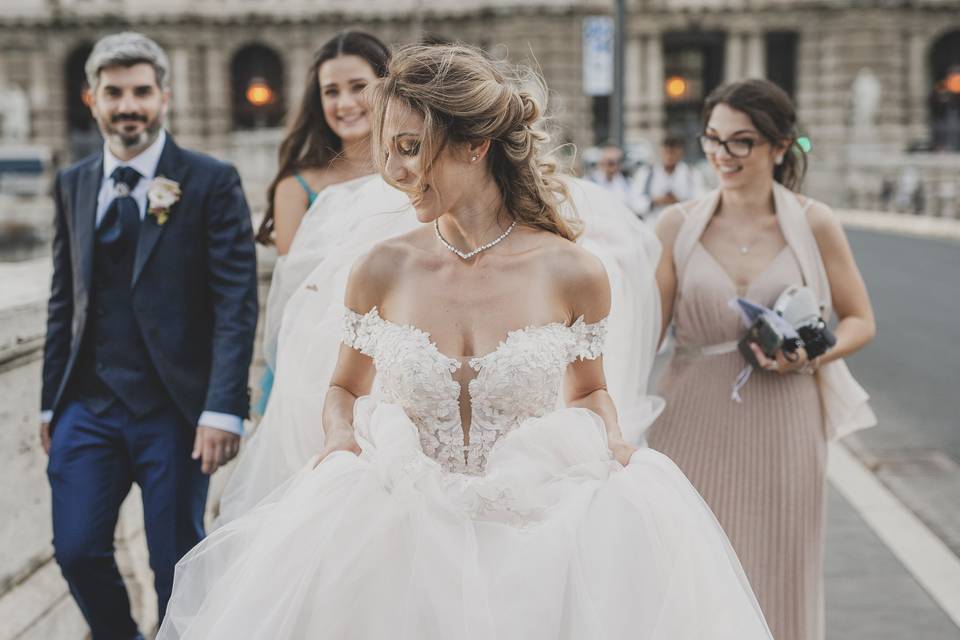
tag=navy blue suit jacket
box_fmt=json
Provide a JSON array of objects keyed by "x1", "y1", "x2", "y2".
[{"x1": 41, "y1": 135, "x2": 259, "y2": 426}]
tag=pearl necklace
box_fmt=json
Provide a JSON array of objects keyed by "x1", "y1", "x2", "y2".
[{"x1": 435, "y1": 219, "x2": 517, "y2": 260}]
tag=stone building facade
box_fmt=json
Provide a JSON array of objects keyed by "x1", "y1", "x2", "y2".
[{"x1": 1, "y1": 0, "x2": 959, "y2": 212}]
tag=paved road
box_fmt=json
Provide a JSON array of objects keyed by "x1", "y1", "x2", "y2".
[
  {"x1": 843, "y1": 229, "x2": 960, "y2": 556},
  {"x1": 845, "y1": 228, "x2": 960, "y2": 460},
  {"x1": 825, "y1": 488, "x2": 960, "y2": 639}
]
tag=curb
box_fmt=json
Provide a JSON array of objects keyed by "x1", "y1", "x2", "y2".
[{"x1": 836, "y1": 209, "x2": 960, "y2": 242}]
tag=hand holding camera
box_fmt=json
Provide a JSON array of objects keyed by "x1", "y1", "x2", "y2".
[
  {"x1": 733, "y1": 286, "x2": 837, "y2": 375},
  {"x1": 747, "y1": 342, "x2": 813, "y2": 375}
]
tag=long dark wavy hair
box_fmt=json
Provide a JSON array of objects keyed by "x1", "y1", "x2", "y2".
[
  {"x1": 702, "y1": 78, "x2": 808, "y2": 191},
  {"x1": 256, "y1": 31, "x2": 391, "y2": 245}
]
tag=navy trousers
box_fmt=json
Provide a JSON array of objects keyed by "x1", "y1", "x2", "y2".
[{"x1": 47, "y1": 400, "x2": 208, "y2": 640}]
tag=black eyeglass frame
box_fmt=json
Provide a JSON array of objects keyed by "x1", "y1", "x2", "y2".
[{"x1": 698, "y1": 133, "x2": 767, "y2": 159}]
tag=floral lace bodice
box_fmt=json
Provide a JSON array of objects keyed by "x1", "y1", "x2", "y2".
[{"x1": 343, "y1": 307, "x2": 607, "y2": 475}]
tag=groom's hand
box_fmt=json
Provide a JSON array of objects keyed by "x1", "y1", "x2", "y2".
[
  {"x1": 39, "y1": 422, "x2": 51, "y2": 455},
  {"x1": 192, "y1": 426, "x2": 241, "y2": 475}
]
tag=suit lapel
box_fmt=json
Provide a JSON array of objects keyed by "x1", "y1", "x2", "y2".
[
  {"x1": 132, "y1": 135, "x2": 189, "y2": 287},
  {"x1": 76, "y1": 155, "x2": 102, "y2": 294}
]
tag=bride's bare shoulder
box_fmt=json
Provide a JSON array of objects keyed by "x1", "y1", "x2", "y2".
[
  {"x1": 344, "y1": 228, "x2": 430, "y2": 311},
  {"x1": 538, "y1": 236, "x2": 611, "y2": 322}
]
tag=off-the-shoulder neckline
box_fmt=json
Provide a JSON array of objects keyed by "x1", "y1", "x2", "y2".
[{"x1": 346, "y1": 306, "x2": 607, "y2": 369}]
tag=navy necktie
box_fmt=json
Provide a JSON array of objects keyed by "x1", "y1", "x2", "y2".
[{"x1": 98, "y1": 166, "x2": 143, "y2": 260}]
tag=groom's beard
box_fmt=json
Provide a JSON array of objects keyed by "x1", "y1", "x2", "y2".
[{"x1": 103, "y1": 112, "x2": 163, "y2": 152}]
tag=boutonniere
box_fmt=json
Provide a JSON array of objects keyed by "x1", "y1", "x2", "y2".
[{"x1": 147, "y1": 176, "x2": 181, "y2": 226}]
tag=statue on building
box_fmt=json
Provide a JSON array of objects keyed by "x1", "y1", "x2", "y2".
[{"x1": 851, "y1": 68, "x2": 881, "y2": 135}]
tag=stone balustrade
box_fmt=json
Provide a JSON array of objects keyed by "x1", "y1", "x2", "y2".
[
  {"x1": 843, "y1": 152, "x2": 960, "y2": 219},
  {"x1": 0, "y1": 248, "x2": 273, "y2": 640}
]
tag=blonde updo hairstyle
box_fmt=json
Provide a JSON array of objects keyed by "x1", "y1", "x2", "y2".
[{"x1": 370, "y1": 44, "x2": 578, "y2": 241}]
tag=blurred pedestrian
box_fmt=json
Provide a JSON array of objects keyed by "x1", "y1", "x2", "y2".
[
  {"x1": 587, "y1": 142, "x2": 641, "y2": 214},
  {"x1": 647, "y1": 79, "x2": 876, "y2": 640},
  {"x1": 633, "y1": 133, "x2": 705, "y2": 222},
  {"x1": 254, "y1": 31, "x2": 390, "y2": 416},
  {"x1": 40, "y1": 32, "x2": 258, "y2": 639}
]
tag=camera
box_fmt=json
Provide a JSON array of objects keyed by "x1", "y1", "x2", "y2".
[
  {"x1": 773, "y1": 286, "x2": 836, "y2": 360},
  {"x1": 737, "y1": 315, "x2": 799, "y2": 367},
  {"x1": 736, "y1": 286, "x2": 836, "y2": 368}
]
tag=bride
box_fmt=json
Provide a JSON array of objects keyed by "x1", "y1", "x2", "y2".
[
  {"x1": 160, "y1": 44, "x2": 771, "y2": 639},
  {"x1": 219, "y1": 130, "x2": 661, "y2": 526}
]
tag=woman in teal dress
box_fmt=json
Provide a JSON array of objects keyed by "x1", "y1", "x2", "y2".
[
  {"x1": 253, "y1": 176, "x2": 317, "y2": 415},
  {"x1": 254, "y1": 31, "x2": 391, "y2": 415}
]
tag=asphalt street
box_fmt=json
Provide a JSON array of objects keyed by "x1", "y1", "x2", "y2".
[{"x1": 844, "y1": 228, "x2": 960, "y2": 462}]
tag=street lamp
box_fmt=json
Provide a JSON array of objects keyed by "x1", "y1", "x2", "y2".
[
  {"x1": 946, "y1": 70, "x2": 960, "y2": 95},
  {"x1": 245, "y1": 78, "x2": 274, "y2": 107},
  {"x1": 665, "y1": 76, "x2": 688, "y2": 101}
]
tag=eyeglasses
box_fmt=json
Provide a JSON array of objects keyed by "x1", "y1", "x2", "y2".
[{"x1": 699, "y1": 134, "x2": 766, "y2": 159}]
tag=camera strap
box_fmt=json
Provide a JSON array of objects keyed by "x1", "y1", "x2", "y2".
[{"x1": 731, "y1": 364, "x2": 754, "y2": 403}]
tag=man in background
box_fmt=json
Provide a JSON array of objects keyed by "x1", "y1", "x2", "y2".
[
  {"x1": 633, "y1": 134, "x2": 705, "y2": 222},
  {"x1": 587, "y1": 142, "x2": 642, "y2": 214}
]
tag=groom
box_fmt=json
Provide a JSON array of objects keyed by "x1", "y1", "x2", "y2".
[{"x1": 40, "y1": 32, "x2": 258, "y2": 639}]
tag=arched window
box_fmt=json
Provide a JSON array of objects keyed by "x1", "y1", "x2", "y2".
[
  {"x1": 65, "y1": 42, "x2": 100, "y2": 160},
  {"x1": 929, "y1": 31, "x2": 960, "y2": 151},
  {"x1": 231, "y1": 44, "x2": 285, "y2": 130}
]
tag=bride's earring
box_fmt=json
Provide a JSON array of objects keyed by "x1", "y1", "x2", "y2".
[
  {"x1": 775, "y1": 155, "x2": 784, "y2": 165},
  {"x1": 471, "y1": 154, "x2": 479, "y2": 162}
]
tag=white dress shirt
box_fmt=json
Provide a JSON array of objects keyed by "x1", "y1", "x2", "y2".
[
  {"x1": 633, "y1": 161, "x2": 706, "y2": 217},
  {"x1": 41, "y1": 130, "x2": 244, "y2": 436}
]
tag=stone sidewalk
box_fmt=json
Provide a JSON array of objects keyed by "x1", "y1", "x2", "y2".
[{"x1": 825, "y1": 484, "x2": 960, "y2": 639}]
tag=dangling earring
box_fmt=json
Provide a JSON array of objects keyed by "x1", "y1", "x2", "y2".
[{"x1": 775, "y1": 155, "x2": 784, "y2": 166}]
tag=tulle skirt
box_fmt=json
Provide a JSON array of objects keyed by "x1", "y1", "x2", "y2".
[{"x1": 161, "y1": 399, "x2": 771, "y2": 639}]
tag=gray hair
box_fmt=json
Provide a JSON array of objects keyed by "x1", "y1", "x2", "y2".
[{"x1": 85, "y1": 32, "x2": 170, "y2": 91}]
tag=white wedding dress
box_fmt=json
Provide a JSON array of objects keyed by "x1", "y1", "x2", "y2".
[
  {"x1": 159, "y1": 307, "x2": 771, "y2": 639},
  {"x1": 218, "y1": 177, "x2": 664, "y2": 524}
]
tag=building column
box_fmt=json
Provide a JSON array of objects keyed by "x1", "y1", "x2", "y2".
[
  {"x1": 725, "y1": 33, "x2": 744, "y2": 82},
  {"x1": 29, "y1": 48, "x2": 48, "y2": 109},
  {"x1": 746, "y1": 31, "x2": 765, "y2": 79},
  {"x1": 286, "y1": 45, "x2": 311, "y2": 112},
  {"x1": 170, "y1": 47, "x2": 190, "y2": 137},
  {"x1": 25, "y1": 48, "x2": 50, "y2": 147},
  {"x1": 907, "y1": 30, "x2": 928, "y2": 141},
  {"x1": 204, "y1": 45, "x2": 230, "y2": 153},
  {"x1": 46, "y1": 37, "x2": 70, "y2": 157},
  {"x1": 643, "y1": 32, "x2": 663, "y2": 136},
  {"x1": 623, "y1": 33, "x2": 643, "y2": 139}
]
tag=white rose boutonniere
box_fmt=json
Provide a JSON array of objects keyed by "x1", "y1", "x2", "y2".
[{"x1": 147, "y1": 177, "x2": 181, "y2": 226}]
